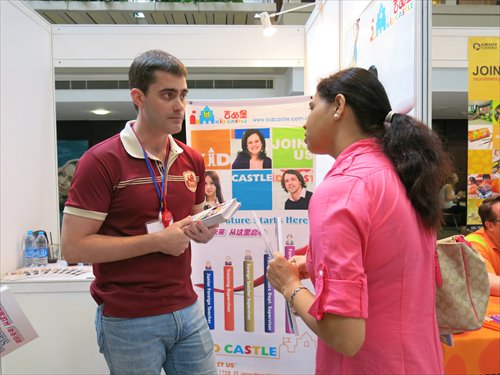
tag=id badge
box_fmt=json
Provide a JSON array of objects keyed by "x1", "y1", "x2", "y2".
[{"x1": 146, "y1": 219, "x2": 165, "y2": 234}]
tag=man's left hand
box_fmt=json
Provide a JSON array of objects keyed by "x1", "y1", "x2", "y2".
[{"x1": 183, "y1": 221, "x2": 217, "y2": 243}]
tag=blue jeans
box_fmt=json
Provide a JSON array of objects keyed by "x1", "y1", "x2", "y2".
[{"x1": 95, "y1": 302, "x2": 217, "y2": 375}]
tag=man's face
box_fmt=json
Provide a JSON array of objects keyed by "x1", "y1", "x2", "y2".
[
  {"x1": 284, "y1": 173, "x2": 302, "y2": 195},
  {"x1": 138, "y1": 71, "x2": 188, "y2": 135}
]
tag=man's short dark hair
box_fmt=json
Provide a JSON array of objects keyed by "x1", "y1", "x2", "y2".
[
  {"x1": 128, "y1": 50, "x2": 187, "y2": 95},
  {"x1": 478, "y1": 195, "x2": 500, "y2": 226},
  {"x1": 281, "y1": 170, "x2": 306, "y2": 192}
]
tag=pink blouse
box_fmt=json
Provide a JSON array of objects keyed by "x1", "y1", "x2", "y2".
[{"x1": 306, "y1": 138, "x2": 443, "y2": 374}]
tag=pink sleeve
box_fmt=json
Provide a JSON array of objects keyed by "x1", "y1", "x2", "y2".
[{"x1": 308, "y1": 175, "x2": 369, "y2": 320}]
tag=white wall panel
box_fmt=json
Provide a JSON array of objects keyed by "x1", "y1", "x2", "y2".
[
  {"x1": 0, "y1": 1, "x2": 59, "y2": 275},
  {"x1": 304, "y1": 1, "x2": 340, "y2": 95},
  {"x1": 304, "y1": 0, "x2": 340, "y2": 183},
  {"x1": 432, "y1": 27, "x2": 500, "y2": 68},
  {"x1": 52, "y1": 25, "x2": 306, "y2": 68}
]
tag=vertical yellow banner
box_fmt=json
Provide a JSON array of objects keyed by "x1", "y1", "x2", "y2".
[{"x1": 466, "y1": 37, "x2": 500, "y2": 225}]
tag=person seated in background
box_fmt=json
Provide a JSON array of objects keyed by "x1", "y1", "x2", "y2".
[
  {"x1": 281, "y1": 169, "x2": 313, "y2": 210},
  {"x1": 440, "y1": 172, "x2": 466, "y2": 224},
  {"x1": 466, "y1": 196, "x2": 500, "y2": 296}
]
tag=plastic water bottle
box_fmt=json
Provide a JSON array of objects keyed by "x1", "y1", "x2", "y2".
[
  {"x1": 35, "y1": 232, "x2": 48, "y2": 266},
  {"x1": 24, "y1": 230, "x2": 36, "y2": 267}
]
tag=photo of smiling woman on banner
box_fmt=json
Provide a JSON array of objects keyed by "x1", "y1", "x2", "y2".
[{"x1": 232, "y1": 128, "x2": 272, "y2": 170}]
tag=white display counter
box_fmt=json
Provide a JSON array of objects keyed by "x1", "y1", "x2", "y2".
[{"x1": 0, "y1": 267, "x2": 108, "y2": 375}]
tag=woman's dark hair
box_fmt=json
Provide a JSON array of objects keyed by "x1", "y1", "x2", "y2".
[
  {"x1": 281, "y1": 170, "x2": 307, "y2": 192},
  {"x1": 205, "y1": 170, "x2": 224, "y2": 204},
  {"x1": 316, "y1": 67, "x2": 452, "y2": 231},
  {"x1": 237, "y1": 129, "x2": 268, "y2": 160}
]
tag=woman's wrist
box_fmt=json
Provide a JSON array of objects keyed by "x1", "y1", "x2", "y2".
[
  {"x1": 287, "y1": 285, "x2": 309, "y2": 315},
  {"x1": 283, "y1": 282, "x2": 303, "y2": 301}
]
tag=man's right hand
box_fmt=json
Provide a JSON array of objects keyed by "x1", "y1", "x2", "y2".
[{"x1": 157, "y1": 216, "x2": 193, "y2": 256}]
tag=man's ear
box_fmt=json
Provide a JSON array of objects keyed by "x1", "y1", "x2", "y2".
[
  {"x1": 130, "y1": 88, "x2": 144, "y2": 109},
  {"x1": 485, "y1": 220, "x2": 495, "y2": 231}
]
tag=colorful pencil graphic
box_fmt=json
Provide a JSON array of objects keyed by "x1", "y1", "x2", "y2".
[
  {"x1": 243, "y1": 250, "x2": 255, "y2": 332},
  {"x1": 224, "y1": 256, "x2": 235, "y2": 331},
  {"x1": 264, "y1": 253, "x2": 275, "y2": 333},
  {"x1": 204, "y1": 261, "x2": 215, "y2": 330}
]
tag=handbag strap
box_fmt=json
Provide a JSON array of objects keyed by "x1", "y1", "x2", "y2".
[{"x1": 435, "y1": 250, "x2": 443, "y2": 287}]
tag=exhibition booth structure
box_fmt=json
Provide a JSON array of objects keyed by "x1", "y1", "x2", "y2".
[{"x1": 1, "y1": 0, "x2": 498, "y2": 374}]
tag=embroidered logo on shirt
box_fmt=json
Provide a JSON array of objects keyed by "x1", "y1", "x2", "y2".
[{"x1": 183, "y1": 171, "x2": 197, "y2": 192}]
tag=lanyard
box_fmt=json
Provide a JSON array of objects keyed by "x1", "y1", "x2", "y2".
[
  {"x1": 141, "y1": 147, "x2": 167, "y2": 213},
  {"x1": 132, "y1": 126, "x2": 171, "y2": 225}
]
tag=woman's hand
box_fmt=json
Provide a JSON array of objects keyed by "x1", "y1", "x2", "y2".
[
  {"x1": 266, "y1": 252, "x2": 302, "y2": 299},
  {"x1": 289, "y1": 255, "x2": 309, "y2": 280}
]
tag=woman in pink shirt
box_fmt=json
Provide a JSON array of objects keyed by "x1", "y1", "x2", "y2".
[{"x1": 267, "y1": 68, "x2": 451, "y2": 374}]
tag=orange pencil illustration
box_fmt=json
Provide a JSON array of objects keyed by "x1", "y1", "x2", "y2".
[{"x1": 224, "y1": 256, "x2": 234, "y2": 331}]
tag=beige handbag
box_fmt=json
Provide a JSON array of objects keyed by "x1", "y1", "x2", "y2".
[{"x1": 435, "y1": 235, "x2": 490, "y2": 335}]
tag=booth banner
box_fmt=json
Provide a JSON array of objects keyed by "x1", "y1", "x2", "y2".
[
  {"x1": 466, "y1": 37, "x2": 500, "y2": 225},
  {"x1": 186, "y1": 97, "x2": 317, "y2": 374},
  {"x1": 342, "y1": 0, "x2": 416, "y2": 115}
]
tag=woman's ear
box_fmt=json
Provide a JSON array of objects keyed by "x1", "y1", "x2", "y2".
[{"x1": 333, "y1": 94, "x2": 346, "y2": 119}]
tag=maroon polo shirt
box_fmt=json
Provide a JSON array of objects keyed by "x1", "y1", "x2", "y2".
[{"x1": 64, "y1": 121, "x2": 206, "y2": 317}]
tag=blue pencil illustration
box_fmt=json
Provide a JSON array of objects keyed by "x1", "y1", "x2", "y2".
[
  {"x1": 204, "y1": 261, "x2": 215, "y2": 330},
  {"x1": 264, "y1": 253, "x2": 275, "y2": 333}
]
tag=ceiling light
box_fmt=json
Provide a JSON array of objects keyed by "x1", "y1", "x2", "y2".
[
  {"x1": 258, "y1": 12, "x2": 276, "y2": 37},
  {"x1": 133, "y1": 12, "x2": 145, "y2": 19},
  {"x1": 255, "y1": 2, "x2": 315, "y2": 36},
  {"x1": 92, "y1": 109, "x2": 110, "y2": 115}
]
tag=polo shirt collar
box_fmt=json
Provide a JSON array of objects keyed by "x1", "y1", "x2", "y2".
[
  {"x1": 478, "y1": 228, "x2": 500, "y2": 253},
  {"x1": 120, "y1": 120, "x2": 183, "y2": 161}
]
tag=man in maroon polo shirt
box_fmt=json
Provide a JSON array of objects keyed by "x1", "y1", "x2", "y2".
[{"x1": 61, "y1": 50, "x2": 218, "y2": 375}]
